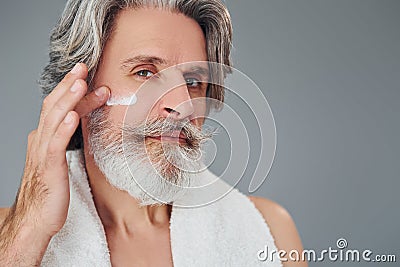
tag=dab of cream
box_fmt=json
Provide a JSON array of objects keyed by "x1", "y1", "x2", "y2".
[{"x1": 106, "y1": 93, "x2": 137, "y2": 106}]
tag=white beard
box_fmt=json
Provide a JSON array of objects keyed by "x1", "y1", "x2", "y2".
[
  {"x1": 90, "y1": 141, "x2": 203, "y2": 206},
  {"x1": 87, "y1": 108, "x2": 209, "y2": 206}
]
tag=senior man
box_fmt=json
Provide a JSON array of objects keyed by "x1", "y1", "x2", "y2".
[{"x1": 0, "y1": 0, "x2": 306, "y2": 266}]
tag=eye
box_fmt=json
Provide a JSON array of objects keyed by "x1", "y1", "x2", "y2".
[
  {"x1": 135, "y1": 69, "x2": 154, "y2": 78},
  {"x1": 185, "y1": 77, "x2": 202, "y2": 88}
]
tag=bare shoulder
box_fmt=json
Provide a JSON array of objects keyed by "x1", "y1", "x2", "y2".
[
  {"x1": 248, "y1": 196, "x2": 299, "y2": 242},
  {"x1": 248, "y1": 196, "x2": 308, "y2": 267},
  {"x1": 248, "y1": 196, "x2": 291, "y2": 222},
  {"x1": 0, "y1": 207, "x2": 11, "y2": 225}
]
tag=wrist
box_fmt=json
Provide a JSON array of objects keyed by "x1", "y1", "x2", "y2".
[{"x1": 0, "y1": 211, "x2": 52, "y2": 266}]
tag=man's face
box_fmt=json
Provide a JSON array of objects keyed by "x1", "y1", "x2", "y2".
[
  {"x1": 81, "y1": 8, "x2": 212, "y2": 205},
  {"x1": 87, "y1": 7, "x2": 208, "y2": 127}
]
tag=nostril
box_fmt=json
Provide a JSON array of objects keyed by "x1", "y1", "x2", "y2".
[{"x1": 165, "y1": 107, "x2": 179, "y2": 114}]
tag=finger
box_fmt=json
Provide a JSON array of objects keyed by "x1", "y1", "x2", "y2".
[
  {"x1": 25, "y1": 130, "x2": 37, "y2": 167},
  {"x1": 39, "y1": 79, "x2": 87, "y2": 149},
  {"x1": 40, "y1": 63, "x2": 88, "y2": 118},
  {"x1": 46, "y1": 111, "x2": 79, "y2": 169},
  {"x1": 27, "y1": 130, "x2": 37, "y2": 152},
  {"x1": 75, "y1": 86, "x2": 110, "y2": 118},
  {"x1": 37, "y1": 63, "x2": 88, "y2": 141}
]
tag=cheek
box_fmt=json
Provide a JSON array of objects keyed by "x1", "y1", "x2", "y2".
[
  {"x1": 108, "y1": 106, "x2": 127, "y2": 124},
  {"x1": 109, "y1": 105, "x2": 150, "y2": 126},
  {"x1": 191, "y1": 95, "x2": 207, "y2": 119},
  {"x1": 93, "y1": 61, "x2": 143, "y2": 104}
]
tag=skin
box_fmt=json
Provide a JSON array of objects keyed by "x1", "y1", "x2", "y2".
[
  {"x1": 0, "y1": 63, "x2": 110, "y2": 266},
  {"x1": 0, "y1": 7, "x2": 307, "y2": 267}
]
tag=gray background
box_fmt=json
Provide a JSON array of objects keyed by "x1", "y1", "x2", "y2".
[{"x1": 0, "y1": 1, "x2": 399, "y2": 266}]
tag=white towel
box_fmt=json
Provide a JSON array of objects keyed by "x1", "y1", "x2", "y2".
[{"x1": 41, "y1": 150, "x2": 282, "y2": 267}]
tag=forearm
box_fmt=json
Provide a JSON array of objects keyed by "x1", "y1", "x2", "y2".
[{"x1": 0, "y1": 208, "x2": 51, "y2": 266}]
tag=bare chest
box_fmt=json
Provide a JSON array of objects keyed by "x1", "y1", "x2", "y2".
[{"x1": 107, "y1": 230, "x2": 174, "y2": 267}]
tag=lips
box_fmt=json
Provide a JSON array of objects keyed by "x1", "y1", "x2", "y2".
[{"x1": 147, "y1": 131, "x2": 187, "y2": 143}]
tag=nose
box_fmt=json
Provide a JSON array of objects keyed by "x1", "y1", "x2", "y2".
[{"x1": 158, "y1": 83, "x2": 194, "y2": 121}]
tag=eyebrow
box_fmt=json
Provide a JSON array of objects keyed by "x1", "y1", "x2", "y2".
[
  {"x1": 120, "y1": 55, "x2": 168, "y2": 72},
  {"x1": 120, "y1": 54, "x2": 209, "y2": 79},
  {"x1": 183, "y1": 65, "x2": 210, "y2": 79}
]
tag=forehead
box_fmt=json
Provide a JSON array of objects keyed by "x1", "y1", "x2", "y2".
[{"x1": 107, "y1": 7, "x2": 208, "y2": 66}]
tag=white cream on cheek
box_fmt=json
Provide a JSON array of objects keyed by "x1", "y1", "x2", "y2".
[{"x1": 106, "y1": 93, "x2": 138, "y2": 106}]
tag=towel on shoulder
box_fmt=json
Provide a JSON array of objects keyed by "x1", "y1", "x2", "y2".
[{"x1": 41, "y1": 150, "x2": 282, "y2": 267}]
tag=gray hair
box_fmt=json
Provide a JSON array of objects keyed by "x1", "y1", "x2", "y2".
[{"x1": 39, "y1": 0, "x2": 233, "y2": 150}]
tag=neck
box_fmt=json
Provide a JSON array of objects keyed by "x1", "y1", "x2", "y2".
[{"x1": 82, "y1": 148, "x2": 172, "y2": 234}]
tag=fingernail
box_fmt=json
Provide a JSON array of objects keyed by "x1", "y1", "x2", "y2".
[
  {"x1": 71, "y1": 63, "x2": 81, "y2": 74},
  {"x1": 95, "y1": 86, "x2": 107, "y2": 97},
  {"x1": 64, "y1": 112, "x2": 74, "y2": 124},
  {"x1": 70, "y1": 80, "x2": 82, "y2": 93}
]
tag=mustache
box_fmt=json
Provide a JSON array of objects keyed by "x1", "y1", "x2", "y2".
[
  {"x1": 122, "y1": 117, "x2": 213, "y2": 148},
  {"x1": 87, "y1": 107, "x2": 214, "y2": 149}
]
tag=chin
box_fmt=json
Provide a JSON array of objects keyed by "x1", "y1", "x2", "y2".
[{"x1": 92, "y1": 145, "x2": 199, "y2": 206}]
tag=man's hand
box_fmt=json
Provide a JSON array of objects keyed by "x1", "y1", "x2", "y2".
[{"x1": 0, "y1": 63, "x2": 110, "y2": 266}]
